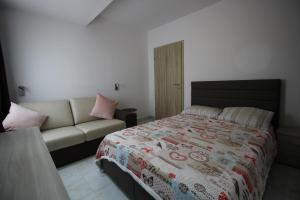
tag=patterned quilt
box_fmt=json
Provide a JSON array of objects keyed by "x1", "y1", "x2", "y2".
[{"x1": 95, "y1": 114, "x2": 276, "y2": 200}]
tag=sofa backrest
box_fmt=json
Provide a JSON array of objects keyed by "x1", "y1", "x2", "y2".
[
  {"x1": 20, "y1": 100, "x2": 74, "y2": 131},
  {"x1": 69, "y1": 97, "x2": 98, "y2": 124}
]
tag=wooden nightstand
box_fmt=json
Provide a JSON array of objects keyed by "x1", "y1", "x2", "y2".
[
  {"x1": 277, "y1": 127, "x2": 300, "y2": 168},
  {"x1": 115, "y1": 108, "x2": 137, "y2": 128}
]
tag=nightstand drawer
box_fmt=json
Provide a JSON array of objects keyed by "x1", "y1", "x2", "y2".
[
  {"x1": 115, "y1": 108, "x2": 137, "y2": 128},
  {"x1": 278, "y1": 135, "x2": 300, "y2": 149},
  {"x1": 125, "y1": 113, "x2": 137, "y2": 128},
  {"x1": 277, "y1": 127, "x2": 300, "y2": 168},
  {"x1": 277, "y1": 153, "x2": 300, "y2": 168}
]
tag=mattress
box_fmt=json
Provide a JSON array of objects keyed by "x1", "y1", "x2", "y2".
[{"x1": 95, "y1": 114, "x2": 276, "y2": 200}]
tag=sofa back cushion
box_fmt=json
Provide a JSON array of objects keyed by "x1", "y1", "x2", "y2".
[
  {"x1": 70, "y1": 97, "x2": 98, "y2": 124},
  {"x1": 20, "y1": 100, "x2": 74, "y2": 131}
]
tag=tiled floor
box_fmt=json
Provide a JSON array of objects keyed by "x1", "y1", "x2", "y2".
[
  {"x1": 58, "y1": 156, "x2": 128, "y2": 200},
  {"x1": 263, "y1": 163, "x2": 300, "y2": 200},
  {"x1": 58, "y1": 156, "x2": 300, "y2": 200}
]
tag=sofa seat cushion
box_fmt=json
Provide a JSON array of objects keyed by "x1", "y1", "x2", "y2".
[
  {"x1": 42, "y1": 127, "x2": 85, "y2": 152},
  {"x1": 76, "y1": 119, "x2": 125, "y2": 141}
]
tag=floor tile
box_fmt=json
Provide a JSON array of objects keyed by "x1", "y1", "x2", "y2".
[{"x1": 65, "y1": 177, "x2": 95, "y2": 200}]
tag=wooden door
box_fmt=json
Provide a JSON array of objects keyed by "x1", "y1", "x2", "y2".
[{"x1": 154, "y1": 41, "x2": 184, "y2": 119}]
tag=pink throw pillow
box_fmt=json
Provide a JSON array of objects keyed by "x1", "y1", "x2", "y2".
[
  {"x1": 90, "y1": 94, "x2": 118, "y2": 120},
  {"x1": 3, "y1": 102, "x2": 47, "y2": 131}
]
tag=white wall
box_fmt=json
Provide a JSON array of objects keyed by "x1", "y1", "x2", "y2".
[
  {"x1": 148, "y1": 0, "x2": 300, "y2": 126},
  {"x1": 1, "y1": 9, "x2": 149, "y2": 118}
]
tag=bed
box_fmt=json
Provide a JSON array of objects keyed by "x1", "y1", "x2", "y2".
[{"x1": 95, "y1": 79, "x2": 281, "y2": 200}]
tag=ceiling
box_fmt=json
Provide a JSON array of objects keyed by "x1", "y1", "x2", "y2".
[
  {"x1": 0, "y1": 0, "x2": 114, "y2": 25},
  {"x1": 98, "y1": 0, "x2": 221, "y2": 30},
  {"x1": 0, "y1": 0, "x2": 221, "y2": 29}
]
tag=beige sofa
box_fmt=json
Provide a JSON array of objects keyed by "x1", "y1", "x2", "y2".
[{"x1": 20, "y1": 97, "x2": 126, "y2": 152}]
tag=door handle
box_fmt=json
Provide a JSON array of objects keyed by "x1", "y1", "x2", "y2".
[{"x1": 173, "y1": 83, "x2": 180, "y2": 86}]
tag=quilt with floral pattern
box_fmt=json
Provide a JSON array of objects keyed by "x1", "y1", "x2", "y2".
[{"x1": 96, "y1": 114, "x2": 276, "y2": 200}]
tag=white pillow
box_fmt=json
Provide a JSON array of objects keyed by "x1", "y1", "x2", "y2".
[
  {"x1": 3, "y1": 102, "x2": 47, "y2": 131},
  {"x1": 218, "y1": 107, "x2": 274, "y2": 130},
  {"x1": 182, "y1": 105, "x2": 222, "y2": 119}
]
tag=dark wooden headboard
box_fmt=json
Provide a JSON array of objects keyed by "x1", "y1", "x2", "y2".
[{"x1": 191, "y1": 79, "x2": 281, "y2": 128}]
